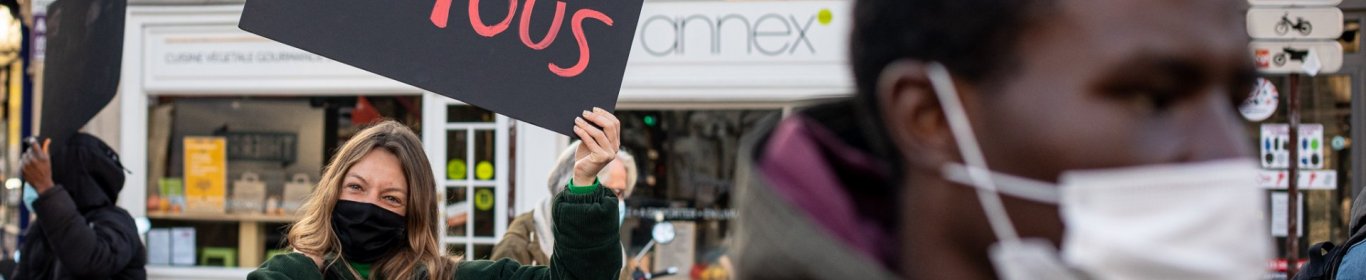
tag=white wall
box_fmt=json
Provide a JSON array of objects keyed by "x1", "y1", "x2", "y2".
[
  {"x1": 514, "y1": 123, "x2": 567, "y2": 215},
  {"x1": 83, "y1": 92, "x2": 122, "y2": 151}
]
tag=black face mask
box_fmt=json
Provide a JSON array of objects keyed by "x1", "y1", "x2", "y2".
[{"x1": 332, "y1": 200, "x2": 407, "y2": 263}]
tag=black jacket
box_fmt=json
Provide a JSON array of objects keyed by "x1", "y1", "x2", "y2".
[
  {"x1": 732, "y1": 100, "x2": 900, "y2": 280},
  {"x1": 250, "y1": 185, "x2": 623, "y2": 280},
  {"x1": 13, "y1": 133, "x2": 146, "y2": 279}
]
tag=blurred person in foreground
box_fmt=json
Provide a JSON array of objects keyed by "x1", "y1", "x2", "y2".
[
  {"x1": 732, "y1": 0, "x2": 1269, "y2": 279},
  {"x1": 251, "y1": 109, "x2": 623, "y2": 279},
  {"x1": 16, "y1": 134, "x2": 147, "y2": 279},
  {"x1": 492, "y1": 141, "x2": 638, "y2": 266},
  {"x1": 1315, "y1": 189, "x2": 1366, "y2": 279}
]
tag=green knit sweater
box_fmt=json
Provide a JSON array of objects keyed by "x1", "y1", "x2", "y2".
[{"x1": 248, "y1": 182, "x2": 621, "y2": 280}]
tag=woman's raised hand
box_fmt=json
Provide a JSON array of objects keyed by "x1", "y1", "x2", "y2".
[{"x1": 572, "y1": 107, "x2": 620, "y2": 186}]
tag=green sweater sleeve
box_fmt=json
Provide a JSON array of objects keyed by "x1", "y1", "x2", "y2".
[
  {"x1": 455, "y1": 184, "x2": 622, "y2": 280},
  {"x1": 249, "y1": 253, "x2": 324, "y2": 280}
]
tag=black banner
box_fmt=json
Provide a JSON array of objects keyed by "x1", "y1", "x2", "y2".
[{"x1": 241, "y1": 0, "x2": 644, "y2": 135}]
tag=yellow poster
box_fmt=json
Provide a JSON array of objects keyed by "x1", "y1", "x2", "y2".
[{"x1": 184, "y1": 137, "x2": 227, "y2": 214}]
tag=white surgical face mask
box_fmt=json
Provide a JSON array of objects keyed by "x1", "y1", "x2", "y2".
[{"x1": 925, "y1": 63, "x2": 1272, "y2": 280}]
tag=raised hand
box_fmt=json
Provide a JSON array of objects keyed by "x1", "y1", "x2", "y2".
[
  {"x1": 572, "y1": 107, "x2": 620, "y2": 186},
  {"x1": 20, "y1": 138, "x2": 53, "y2": 194}
]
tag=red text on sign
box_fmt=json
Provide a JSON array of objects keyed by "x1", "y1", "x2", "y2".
[{"x1": 429, "y1": 0, "x2": 614, "y2": 77}]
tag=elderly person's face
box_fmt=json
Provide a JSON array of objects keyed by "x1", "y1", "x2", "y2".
[{"x1": 602, "y1": 160, "x2": 630, "y2": 200}]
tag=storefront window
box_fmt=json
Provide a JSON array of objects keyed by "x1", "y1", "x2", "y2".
[
  {"x1": 143, "y1": 96, "x2": 422, "y2": 268},
  {"x1": 613, "y1": 109, "x2": 779, "y2": 278},
  {"x1": 1251, "y1": 74, "x2": 1354, "y2": 259}
]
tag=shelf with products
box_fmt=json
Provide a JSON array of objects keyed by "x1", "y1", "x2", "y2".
[{"x1": 145, "y1": 214, "x2": 292, "y2": 269}]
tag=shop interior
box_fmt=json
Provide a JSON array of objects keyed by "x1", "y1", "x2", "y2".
[{"x1": 612, "y1": 109, "x2": 779, "y2": 279}]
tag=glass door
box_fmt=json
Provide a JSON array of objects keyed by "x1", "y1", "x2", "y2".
[{"x1": 423, "y1": 94, "x2": 512, "y2": 259}]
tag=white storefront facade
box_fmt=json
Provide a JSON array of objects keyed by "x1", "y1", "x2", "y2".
[{"x1": 104, "y1": 1, "x2": 852, "y2": 278}]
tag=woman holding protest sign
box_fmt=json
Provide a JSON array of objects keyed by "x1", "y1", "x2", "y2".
[{"x1": 249, "y1": 108, "x2": 623, "y2": 280}]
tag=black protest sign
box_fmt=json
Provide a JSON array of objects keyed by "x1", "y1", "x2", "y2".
[
  {"x1": 41, "y1": 0, "x2": 126, "y2": 146},
  {"x1": 240, "y1": 0, "x2": 644, "y2": 135}
]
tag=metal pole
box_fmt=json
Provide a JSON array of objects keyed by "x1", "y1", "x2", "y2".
[{"x1": 1287, "y1": 73, "x2": 1301, "y2": 278}]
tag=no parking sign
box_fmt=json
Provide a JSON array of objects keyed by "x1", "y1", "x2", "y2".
[{"x1": 1240, "y1": 78, "x2": 1279, "y2": 122}]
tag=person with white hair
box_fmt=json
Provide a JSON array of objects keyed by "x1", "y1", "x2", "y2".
[{"x1": 491, "y1": 141, "x2": 638, "y2": 265}]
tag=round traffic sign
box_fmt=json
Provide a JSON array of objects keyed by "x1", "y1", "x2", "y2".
[{"x1": 1240, "y1": 78, "x2": 1278, "y2": 122}]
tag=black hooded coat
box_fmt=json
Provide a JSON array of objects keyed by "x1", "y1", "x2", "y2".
[{"x1": 12, "y1": 133, "x2": 146, "y2": 279}]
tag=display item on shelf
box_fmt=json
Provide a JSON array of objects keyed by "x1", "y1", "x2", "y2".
[
  {"x1": 282, "y1": 173, "x2": 313, "y2": 214},
  {"x1": 230, "y1": 172, "x2": 267, "y2": 214}
]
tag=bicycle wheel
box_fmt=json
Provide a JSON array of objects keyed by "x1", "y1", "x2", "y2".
[
  {"x1": 1300, "y1": 22, "x2": 1313, "y2": 35},
  {"x1": 1277, "y1": 22, "x2": 1290, "y2": 35}
]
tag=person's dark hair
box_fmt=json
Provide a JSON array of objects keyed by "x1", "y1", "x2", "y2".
[{"x1": 849, "y1": 0, "x2": 1052, "y2": 172}]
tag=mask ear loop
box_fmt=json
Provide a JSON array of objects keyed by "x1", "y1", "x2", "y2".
[
  {"x1": 942, "y1": 163, "x2": 1060, "y2": 205},
  {"x1": 926, "y1": 62, "x2": 1022, "y2": 244}
]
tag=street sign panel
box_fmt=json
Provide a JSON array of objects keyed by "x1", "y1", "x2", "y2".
[
  {"x1": 1240, "y1": 78, "x2": 1279, "y2": 122},
  {"x1": 1258, "y1": 170, "x2": 1337, "y2": 190},
  {"x1": 1261, "y1": 123, "x2": 1326, "y2": 169},
  {"x1": 1247, "y1": 8, "x2": 1343, "y2": 39},
  {"x1": 1247, "y1": 0, "x2": 1342, "y2": 6},
  {"x1": 1270, "y1": 192, "x2": 1304, "y2": 237},
  {"x1": 1250, "y1": 41, "x2": 1343, "y2": 74}
]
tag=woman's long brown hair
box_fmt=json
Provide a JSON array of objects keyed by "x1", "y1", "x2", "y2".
[{"x1": 286, "y1": 120, "x2": 451, "y2": 279}]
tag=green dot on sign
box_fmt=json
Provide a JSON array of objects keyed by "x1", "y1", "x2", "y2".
[
  {"x1": 1312, "y1": 139, "x2": 1321, "y2": 150},
  {"x1": 818, "y1": 9, "x2": 833, "y2": 26},
  {"x1": 447, "y1": 159, "x2": 467, "y2": 180},
  {"x1": 476, "y1": 161, "x2": 494, "y2": 180},
  {"x1": 475, "y1": 189, "x2": 494, "y2": 211}
]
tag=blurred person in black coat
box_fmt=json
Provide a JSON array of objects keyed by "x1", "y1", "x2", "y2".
[{"x1": 14, "y1": 133, "x2": 145, "y2": 279}]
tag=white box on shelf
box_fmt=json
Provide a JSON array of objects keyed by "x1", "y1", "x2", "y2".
[
  {"x1": 171, "y1": 227, "x2": 196, "y2": 266},
  {"x1": 147, "y1": 228, "x2": 172, "y2": 265}
]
